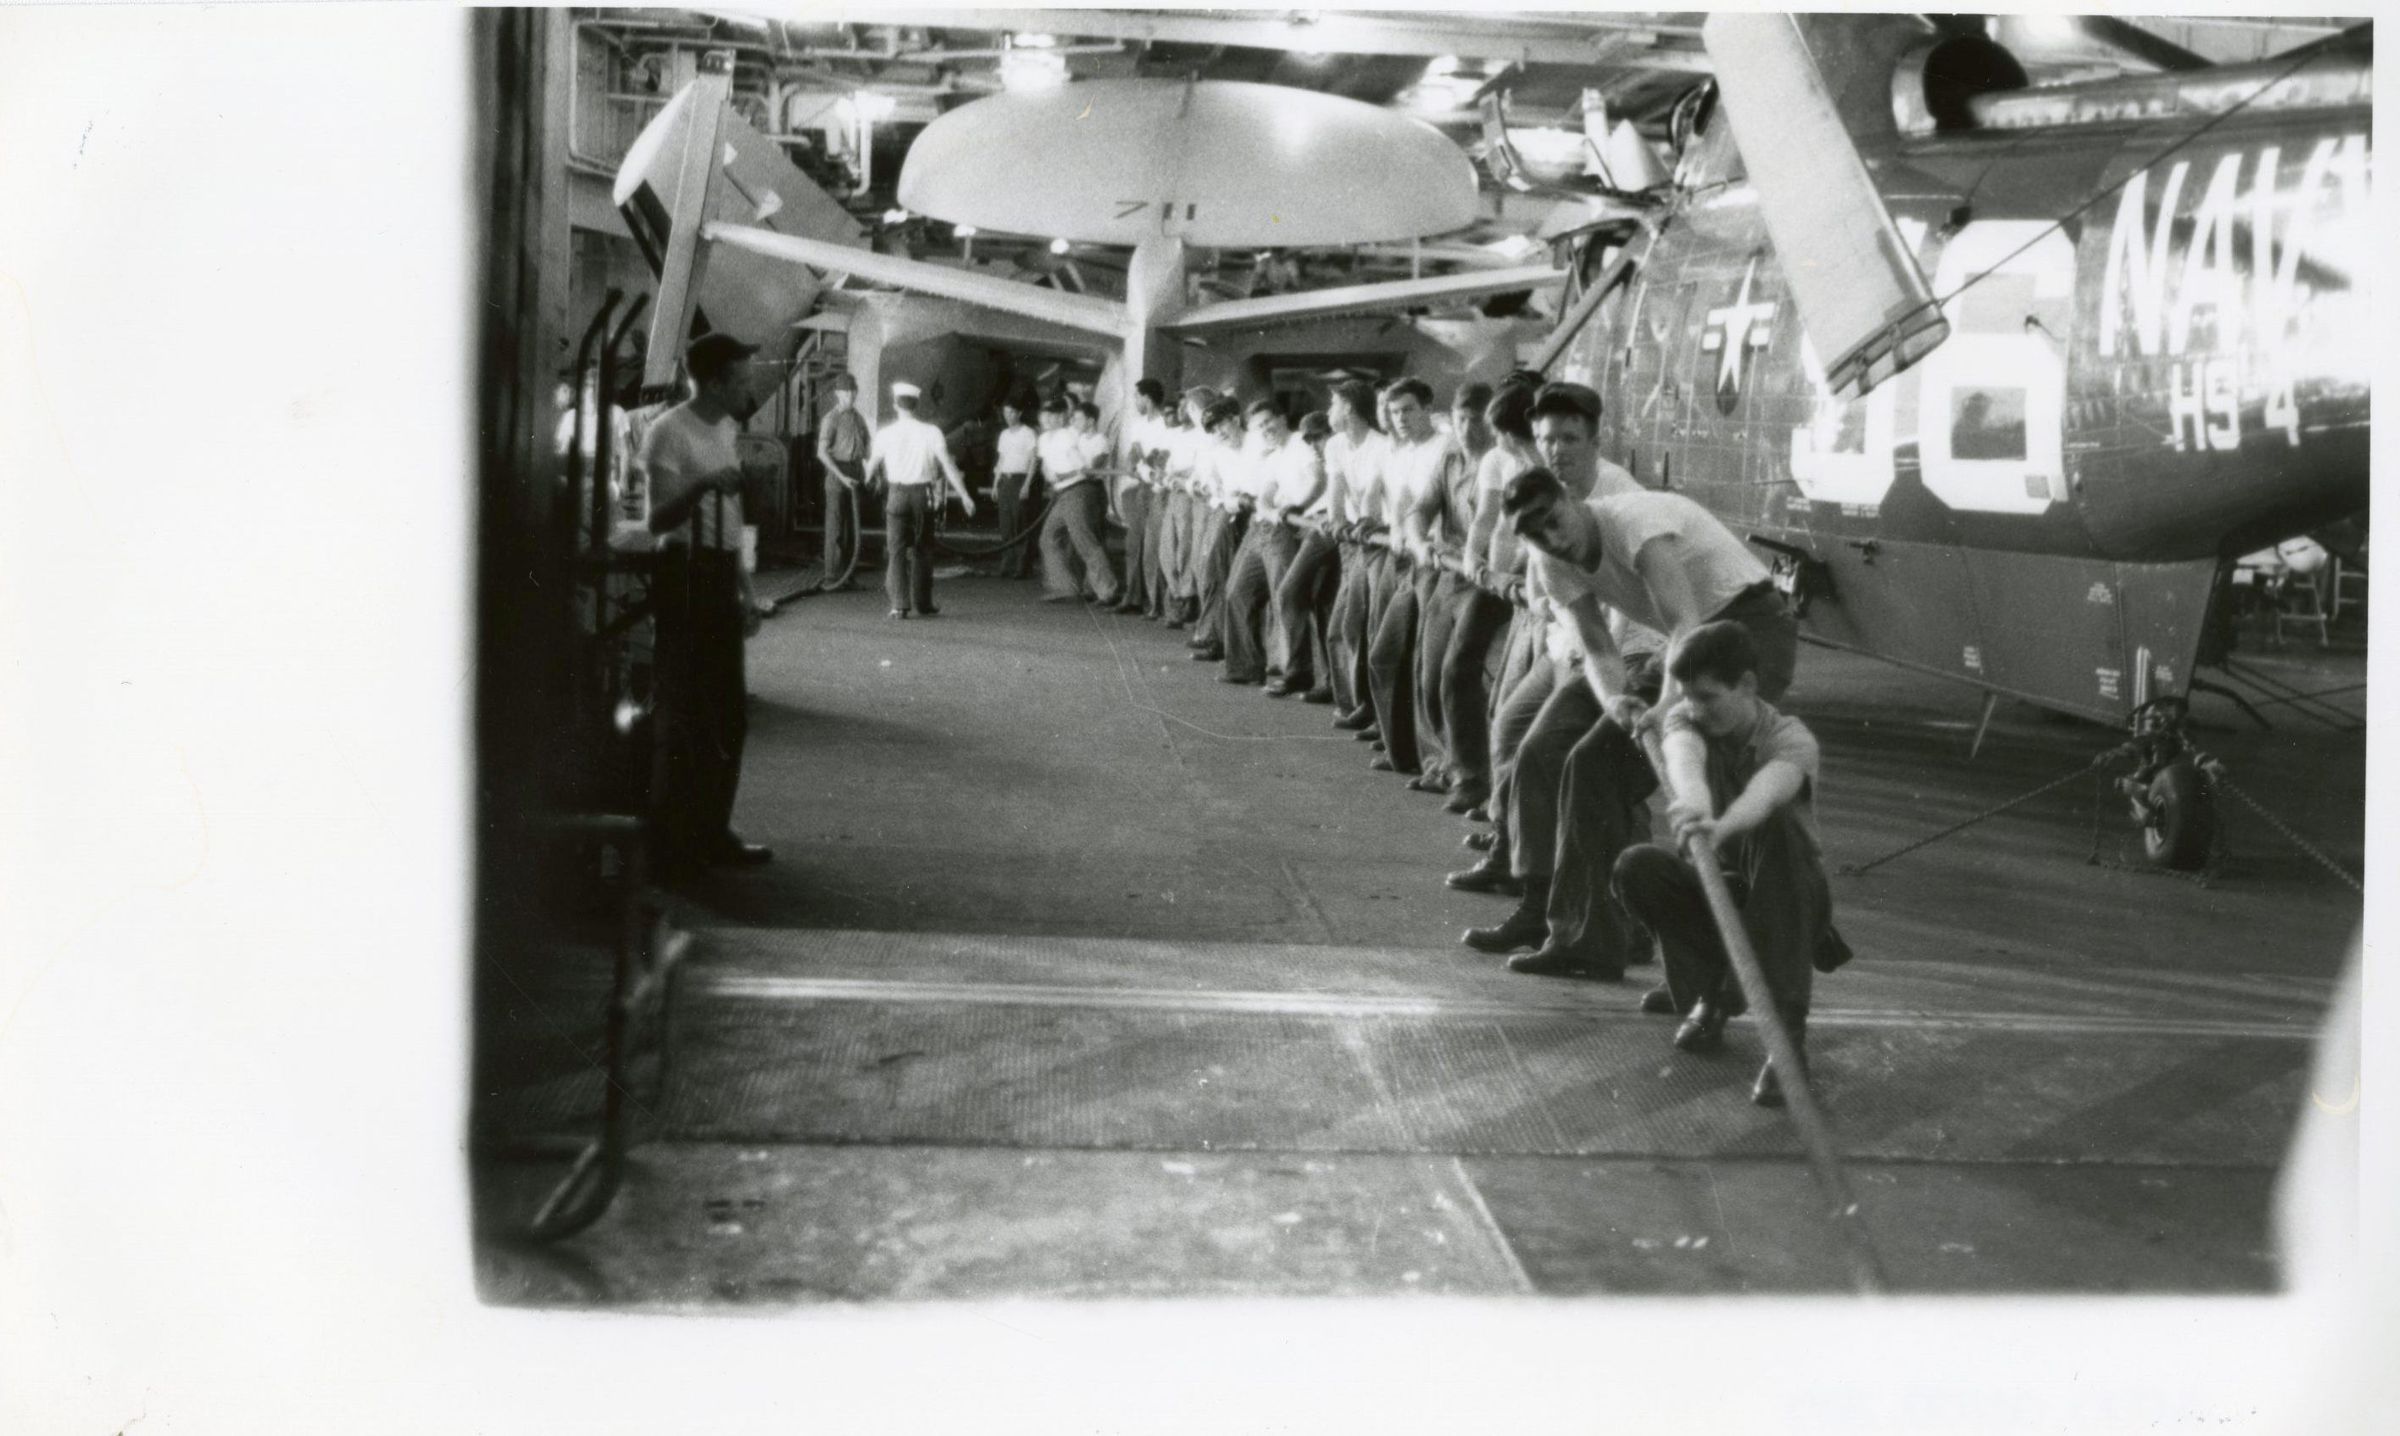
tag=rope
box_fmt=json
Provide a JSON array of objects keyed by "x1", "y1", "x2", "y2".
[
  {"x1": 1839, "y1": 751, "x2": 2116, "y2": 877},
  {"x1": 2216, "y1": 775, "x2": 2362, "y2": 893},
  {"x1": 1638, "y1": 728, "x2": 1886, "y2": 1295},
  {"x1": 931, "y1": 489, "x2": 1054, "y2": 561}
]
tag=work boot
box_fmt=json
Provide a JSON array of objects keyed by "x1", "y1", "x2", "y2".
[
  {"x1": 707, "y1": 832, "x2": 774, "y2": 867},
  {"x1": 1673, "y1": 1001, "x2": 1727, "y2": 1053},
  {"x1": 1462, "y1": 830, "x2": 1497, "y2": 852},
  {"x1": 1442, "y1": 785, "x2": 1489, "y2": 815},
  {"x1": 1444, "y1": 856, "x2": 1519, "y2": 895},
  {"x1": 1189, "y1": 645, "x2": 1224, "y2": 662},
  {"x1": 1462, "y1": 891, "x2": 1547, "y2": 954},
  {"x1": 1333, "y1": 708, "x2": 1376, "y2": 731},
  {"x1": 1303, "y1": 688, "x2": 1335, "y2": 705},
  {"x1": 1405, "y1": 771, "x2": 1451, "y2": 795},
  {"x1": 1639, "y1": 985, "x2": 1678, "y2": 1016},
  {"x1": 1463, "y1": 805, "x2": 1491, "y2": 824},
  {"x1": 1507, "y1": 945, "x2": 1621, "y2": 981},
  {"x1": 1752, "y1": 1016, "x2": 1809, "y2": 1108}
]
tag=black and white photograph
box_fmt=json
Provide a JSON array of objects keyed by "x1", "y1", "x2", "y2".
[{"x1": 2, "y1": 4, "x2": 2390, "y2": 1432}]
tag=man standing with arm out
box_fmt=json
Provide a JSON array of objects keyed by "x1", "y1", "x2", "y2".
[
  {"x1": 814, "y1": 371, "x2": 872, "y2": 591},
  {"x1": 867, "y1": 379, "x2": 977, "y2": 619},
  {"x1": 1614, "y1": 620, "x2": 1847, "y2": 1107},
  {"x1": 641, "y1": 332, "x2": 771, "y2": 873}
]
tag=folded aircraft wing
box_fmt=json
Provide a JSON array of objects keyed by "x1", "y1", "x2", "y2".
[
  {"x1": 1161, "y1": 264, "x2": 1566, "y2": 337},
  {"x1": 702, "y1": 223, "x2": 1131, "y2": 339}
]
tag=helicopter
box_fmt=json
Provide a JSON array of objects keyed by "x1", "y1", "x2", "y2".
[{"x1": 1523, "y1": 12, "x2": 2370, "y2": 868}]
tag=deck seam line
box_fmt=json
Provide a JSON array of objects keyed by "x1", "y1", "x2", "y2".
[{"x1": 691, "y1": 972, "x2": 2315, "y2": 1042}]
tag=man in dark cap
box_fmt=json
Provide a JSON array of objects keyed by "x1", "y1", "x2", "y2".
[{"x1": 640, "y1": 331, "x2": 771, "y2": 872}]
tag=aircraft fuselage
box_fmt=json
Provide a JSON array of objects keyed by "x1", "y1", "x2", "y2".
[{"x1": 1567, "y1": 96, "x2": 2371, "y2": 721}]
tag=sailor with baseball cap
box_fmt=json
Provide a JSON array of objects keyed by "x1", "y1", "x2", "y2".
[{"x1": 867, "y1": 379, "x2": 977, "y2": 618}]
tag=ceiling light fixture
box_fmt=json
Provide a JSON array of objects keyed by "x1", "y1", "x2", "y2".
[{"x1": 1001, "y1": 48, "x2": 1069, "y2": 93}]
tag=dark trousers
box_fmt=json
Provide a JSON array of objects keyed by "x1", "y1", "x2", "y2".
[
  {"x1": 1273, "y1": 530, "x2": 1341, "y2": 692},
  {"x1": 1612, "y1": 806, "x2": 1828, "y2": 1020},
  {"x1": 883, "y1": 483, "x2": 936, "y2": 614},
  {"x1": 1508, "y1": 680, "x2": 1601, "y2": 882},
  {"x1": 1366, "y1": 559, "x2": 1424, "y2": 772},
  {"x1": 1145, "y1": 493, "x2": 1174, "y2": 615},
  {"x1": 1326, "y1": 542, "x2": 1374, "y2": 715},
  {"x1": 1118, "y1": 485, "x2": 1153, "y2": 606},
  {"x1": 1486, "y1": 648, "x2": 1555, "y2": 840},
  {"x1": 1041, "y1": 482, "x2": 1121, "y2": 603},
  {"x1": 651, "y1": 548, "x2": 747, "y2": 864},
  {"x1": 995, "y1": 471, "x2": 1036, "y2": 578},
  {"x1": 1223, "y1": 521, "x2": 1297, "y2": 683},
  {"x1": 1194, "y1": 507, "x2": 1241, "y2": 645},
  {"x1": 1508, "y1": 653, "x2": 1666, "y2": 967},
  {"x1": 1413, "y1": 569, "x2": 1465, "y2": 779},
  {"x1": 822, "y1": 470, "x2": 859, "y2": 575},
  {"x1": 1439, "y1": 588, "x2": 1514, "y2": 801}
]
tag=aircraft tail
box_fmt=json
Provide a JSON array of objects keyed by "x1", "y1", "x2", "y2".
[{"x1": 612, "y1": 76, "x2": 868, "y2": 368}]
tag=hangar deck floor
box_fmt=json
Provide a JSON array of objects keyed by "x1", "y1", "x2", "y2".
[{"x1": 473, "y1": 574, "x2": 2363, "y2": 1304}]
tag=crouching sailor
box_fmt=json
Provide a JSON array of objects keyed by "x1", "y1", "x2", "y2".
[{"x1": 1611, "y1": 620, "x2": 1853, "y2": 1107}]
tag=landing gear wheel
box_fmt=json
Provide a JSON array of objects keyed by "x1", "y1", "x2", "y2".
[{"x1": 2141, "y1": 756, "x2": 2216, "y2": 871}]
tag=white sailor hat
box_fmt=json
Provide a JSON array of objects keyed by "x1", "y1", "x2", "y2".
[{"x1": 891, "y1": 380, "x2": 922, "y2": 400}]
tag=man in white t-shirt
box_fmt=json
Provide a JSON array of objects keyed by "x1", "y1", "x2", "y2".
[
  {"x1": 1219, "y1": 402, "x2": 1325, "y2": 685},
  {"x1": 1465, "y1": 385, "x2": 1796, "y2": 983},
  {"x1": 1155, "y1": 387, "x2": 1216, "y2": 629},
  {"x1": 1183, "y1": 397, "x2": 1251, "y2": 660},
  {"x1": 867, "y1": 379, "x2": 977, "y2": 618},
  {"x1": 1364, "y1": 377, "x2": 1465, "y2": 778},
  {"x1": 1461, "y1": 383, "x2": 1662, "y2": 974},
  {"x1": 1404, "y1": 381, "x2": 1496, "y2": 802},
  {"x1": 1315, "y1": 379, "x2": 1386, "y2": 724},
  {"x1": 1035, "y1": 398, "x2": 1123, "y2": 606},
  {"x1": 991, "y1": 396, "x2": 1039, "y2": 580},
  {"x1": 1263, "y1": 407, "x2": 1343, "y2": 701},
  {"x1": 639, "y1": 332, "x2": 771, "y2": 872},
  {"x1": 1452, "y1": 378, "x2": 1546, "y2": 878},
  {"x1": 1111, "y1": 378, "x2": 1171, "y2": 616},
  {"x1": 1613, "y1": 620, "x2": 1849, "y2": 1107}
]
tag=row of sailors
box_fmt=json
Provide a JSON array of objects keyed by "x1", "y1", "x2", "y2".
[{"x1": 1015, "y1": 372, "x2": 1849, "y2": 1106}]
